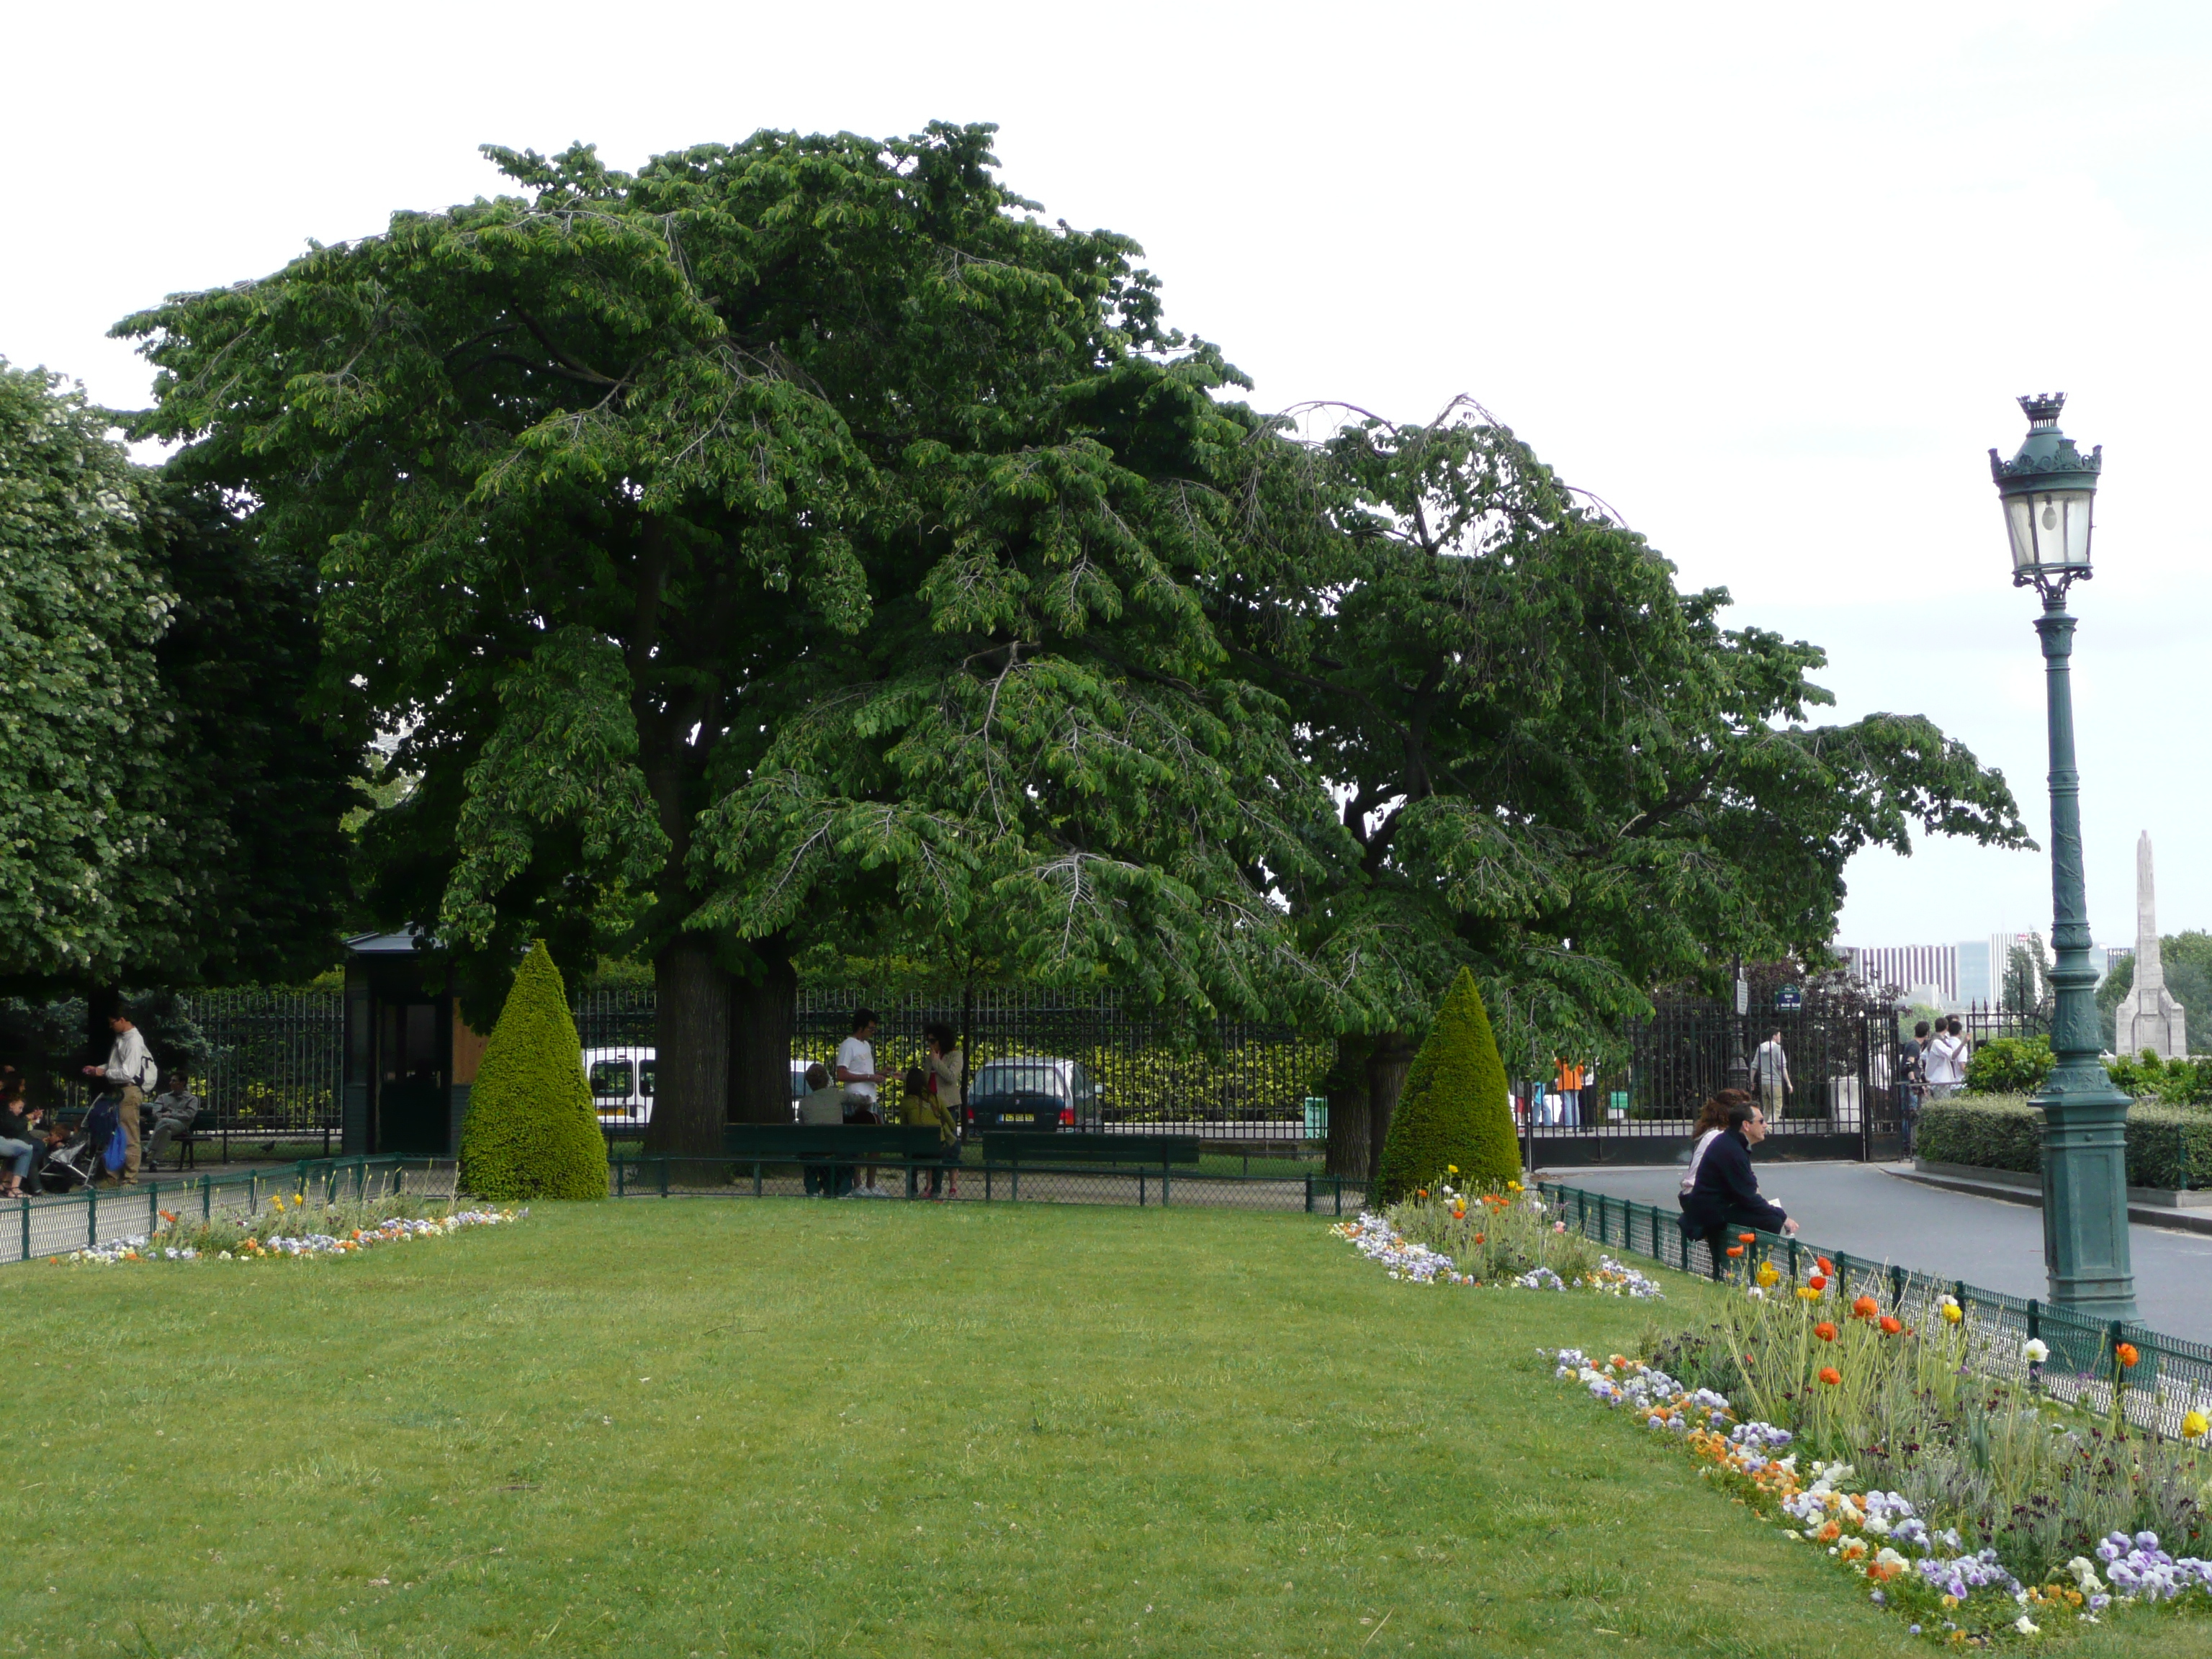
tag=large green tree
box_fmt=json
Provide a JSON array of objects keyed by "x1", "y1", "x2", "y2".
[
  {"x1": 0, "y1": 360, "x2": 358, "y2": 1015},
  {"x1": 1214, "y1": 403, "x2": 2031, "y2": 1171},
  {"x1": 122, "y1": 125, "x2": 1352, "y2": 1156}
]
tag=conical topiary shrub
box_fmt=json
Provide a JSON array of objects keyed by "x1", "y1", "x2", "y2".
[
  {"x1": 1373, "y1": 966, "x2": 1519, "y2": 1203},
  {"x1": 459, "y1": 940, "x2": 608, "y2": 1200}
]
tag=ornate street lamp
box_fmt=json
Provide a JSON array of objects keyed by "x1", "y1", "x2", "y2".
[{"x1": 1990, "y1": 392, "x2": 2136, "y2": 1322}]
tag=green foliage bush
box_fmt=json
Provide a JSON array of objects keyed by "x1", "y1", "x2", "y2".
[
  {"x1": 1373, "y1": 968, "x2": 1518, "y2": 1203},
  {"x1": 1917, "y1": 1093, "x2": 2212, "y2": 1190},
  {"x1": 2105, "y1": 1049, "x2": 2212, "y2": 1106},
  {"x1": 459, "y1": 942, "x2": 608, "y2": 1200},
  {"x1": 1961, "y1": 1035, "x2": 2052, "y2": 1097}
]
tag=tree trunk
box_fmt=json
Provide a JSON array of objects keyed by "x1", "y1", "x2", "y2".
[
  {"x1": 727, "y1": 931, "x2": 797, "y2": 1125},
  {"x1": 1323, "y1": 1035, "x2": 1372, "y2": 1178},
  {"x1": 647, "y1": 935, "x2": 731, "y2": 1156},
  {"x1": 1366, "y1": 1030, "x2": 1419, "y2": 1178}
]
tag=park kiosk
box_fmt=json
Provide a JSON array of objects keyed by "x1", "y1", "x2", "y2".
[{"x1": 340, "y1": 933, "x2": 490, "y2": 1157}]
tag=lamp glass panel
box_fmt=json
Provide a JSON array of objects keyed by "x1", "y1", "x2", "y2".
[
  {"x1": 2005, "y1": 495, "x2": 2039, "y2": 573},
  {"x1": 2057, "y1": 489, "x2": 2094, "y2": 568}
]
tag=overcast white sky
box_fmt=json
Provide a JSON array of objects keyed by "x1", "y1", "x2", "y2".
[{"x1": 9, "y1": 1, "x2": 2206, "y2": 956}]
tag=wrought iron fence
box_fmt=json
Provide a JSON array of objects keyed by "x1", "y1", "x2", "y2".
[
  {"x1": 1539, "y1": 1179, "x2": 2212, "y2": 1439},
  {"x1": 1511, "y1": 992, "x2": 1893, "y2": 1159},
  {"x1": 605, "y1": 1152, "x2": 1364, "y2": 1213},
  {"x1": 177, "y1": 986, "x2": 344, "y2": 1156}
]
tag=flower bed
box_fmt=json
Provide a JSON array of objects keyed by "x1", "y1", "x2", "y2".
[
  {"x1": 1332, "y1": 1179, "x2": 1663, "y2": 1296},
  {"x1": 60, "y1": 1202, "x2": 526, "y2": 1264},
  {"x1": 1552, "y1": 1241, "x2": 2212, "y2": 1645}
]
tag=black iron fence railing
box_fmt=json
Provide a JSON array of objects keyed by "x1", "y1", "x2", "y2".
[
  {"x1": 606, "y1": 1153, "x2": 1366, "y2": 1215},
  {"x1": 1539, "y1": 1179, "x2": 2212, "y2": 1440}
]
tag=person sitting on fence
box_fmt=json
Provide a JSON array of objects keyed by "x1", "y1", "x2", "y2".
[
  {"x1": 796, "y1": 1063, "x2": 851, "y2": 1197},
  {"x1": 896, "y1": 1065, "x2": 959, "y2": 1200},
  {"x1": 1677, "y1": 1089, "x2": 1749, "y2": 1209},
  {"x1": 1679, "y1": 1096, "x2": 1798, "y2": 1276},
  {"x1": 145, "y1": 1071, "x2": 202, "y2": 1168},
  {"x1": 0, "y1": 1074, "x2": 41, "y2": 1198}
]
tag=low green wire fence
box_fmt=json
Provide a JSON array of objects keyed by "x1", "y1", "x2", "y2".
[
  {"x1": 608, "y1": 1154, "x2": 1367, "y2": 1214},
  {"x1": 1539, "y1": 1179, "x2": 2212, "y2": 1439},
  {"x1": 6, "y1": 1156, "x2": 455, "y2": 1264}
]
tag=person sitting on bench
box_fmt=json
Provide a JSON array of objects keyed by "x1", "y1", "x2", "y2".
[
  {"x1": 796, "y1": 1063, "x2": 851, "y2": 1197},
  {"x1": 145, "y1": 1071, "x2": 202, "y2": 1168}
]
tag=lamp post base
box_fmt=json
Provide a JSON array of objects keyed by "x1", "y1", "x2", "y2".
[{"x1": 2035, "y1": 1061, "x2": 2139, "y2": 1323}]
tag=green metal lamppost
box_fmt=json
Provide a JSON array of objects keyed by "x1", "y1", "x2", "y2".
[{"x1": 1989, "y1": 392, "x2": 2137, "y2": 1322}]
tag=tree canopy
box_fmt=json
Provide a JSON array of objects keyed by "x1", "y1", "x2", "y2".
[
  {"x1": 0, "y1": 361, "x2": 357, "y2": 999},
  {"x1": 116, "y1": 125, "x2": 2028, "y2": 1164},
  {"x1": 121, "y1": 123, "x2": 1346, "y2": 1153}
]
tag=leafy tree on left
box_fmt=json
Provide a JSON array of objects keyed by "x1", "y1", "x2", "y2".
[{"x1": 0, "y1": 359, "x2": 361, "y2": 1051}]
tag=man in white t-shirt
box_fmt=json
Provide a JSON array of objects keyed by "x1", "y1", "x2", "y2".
[
  {"x1": 835, "y1": 1008, "x2": 892, "y2": 1195},
  {"x1": 1925, "y1": 1018, "x2": 1969, "y2": 1097},
  {"x1": 835, "y1": 1008, "x2": 888, "y2": 1108}
]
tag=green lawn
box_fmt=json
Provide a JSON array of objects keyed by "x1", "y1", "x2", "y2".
[{"x1": 9, "y1": 1200, "x2": 2210, "y2": 1658}]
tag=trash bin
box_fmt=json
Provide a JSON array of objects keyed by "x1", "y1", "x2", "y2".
[{"x1": 1303, "y1": 1096, "x2": 1328, "y2": 1139}]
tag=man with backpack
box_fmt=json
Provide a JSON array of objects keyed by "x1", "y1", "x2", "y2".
[{"x1": 80, "y1": 1007, "x2": 156, "y2": 1185}]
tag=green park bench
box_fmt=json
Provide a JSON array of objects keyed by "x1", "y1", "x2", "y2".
[
  {"x1": 980, "y1": 1132, "x2": 1200, "y2": 1167},
  {"x1": 713, "y1": 1123, "x2": 948, "y2": 1197}
]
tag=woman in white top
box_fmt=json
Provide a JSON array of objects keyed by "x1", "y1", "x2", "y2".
[{"x1": 1680, "y1": 1090, "x2": 1745, "y2": 1200}]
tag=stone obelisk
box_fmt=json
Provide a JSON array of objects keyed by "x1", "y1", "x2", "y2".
[{"x1": 2113, "y1": 832, "x2": 2186, "y2": 1059}]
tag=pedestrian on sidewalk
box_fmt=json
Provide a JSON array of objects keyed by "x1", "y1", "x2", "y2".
[
  {"x1": 1752, "y1": 1028, "x2": 1791, "y2": 1121},
  {"x1": 81, "y1": 1006, "x2": 156, "y2": 1186}
]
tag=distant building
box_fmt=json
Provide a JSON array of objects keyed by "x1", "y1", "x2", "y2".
[
  {"x1": 2104, "y1": 945, "x2": 2134, "y2": 982},
  {"x1": 1842, "y1": 945, "x2": 1956, "y2": 1004},
  {"x1": 1956, "y1": 939, "x2": 1993, "y2": 1005},
  {"x1": 1987, "y1": 930, "x2": 2049, "y2": 1011}
]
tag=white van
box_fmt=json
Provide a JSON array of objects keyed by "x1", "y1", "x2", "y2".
[{"x1": 583, "y1": 1047, "x2": 814, "y2": 1126}]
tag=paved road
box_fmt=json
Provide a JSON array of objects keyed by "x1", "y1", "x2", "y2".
[{"x1": 1545, "y1": 1160, "x2": 2212, "y2": 1344}]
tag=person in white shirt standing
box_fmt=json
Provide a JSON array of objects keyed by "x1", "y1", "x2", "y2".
[
  {"x1": 835, "y1": 1008, "x2": 891, "y2": 1197},
  {"x1": 81, "y1": 1006, "x2": 156, "y2": 1186},
  {"x1": 1751, "y1": 1028, "x2": 1791, "y2": 1122},
  {"x1": 1925, "y1": 1018, "x2": 1969, "y2": 1098}
]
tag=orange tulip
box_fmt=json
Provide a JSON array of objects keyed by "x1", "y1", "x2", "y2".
[
  {"x1": 2116, "y1": 1342, "x2": 2141, "y2": 1370},
  {"x1": 1851, "y1": 1295, "x2": 1880, "y2": 1321},
  {"x1": 1814, "y1": 1323, "x2": 1838, "y2": 1342},
  {"x1": 1818, "y1": 1367, "x2": 1842, "y2": 1386},
  {"x1": 1879, "y1": 1316, "x2": 1902, "y2": 1336}
]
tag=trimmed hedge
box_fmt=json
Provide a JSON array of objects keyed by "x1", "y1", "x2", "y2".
[
  {"x1": 1374, "y1": 967, "x2": 1519, "y2": 1203},
  {"x1": 1917, "y1": 1094, "x2": 2212, "y2": 1191},
  {"x1": 459, "y1": 940, "x2": 609, "y2": 1200}
]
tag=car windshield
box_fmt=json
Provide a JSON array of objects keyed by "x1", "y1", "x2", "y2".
[{"x1": 588, "y1": 1060, "x2": 632, "y2": 1097}]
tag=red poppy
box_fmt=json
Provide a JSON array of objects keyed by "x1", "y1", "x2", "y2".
[
  {"x1": 1738, "y1": 1232, "x2": 1757, "y2": 1244},
  {"x1": 1851, "y1": 1295, "x2": 1881, "y2": 1321},
  {"x1": 1726, "y1": 1246, "x2": 1744, "y2": 1258},
  {"x1": 1879, "y1": 1316, "x2": 1902, "y2": 1336},
  {"x1": 1814, "y1": 1323, "x2": 1838, "y2": 1342},
  {"x1": 2116, "y1": 1342, "x2": 2141, "y2": 1370},
  {"x1": 1819, "y1": 1367, "x2": 1842, "y2": 1386},
  {"x1": 1807, "y1": 1273, "x2": 1827, "y2": 1291},
  {"x1": 1816, "y1": 1256, "x2": 1835, "y2": 1275}
]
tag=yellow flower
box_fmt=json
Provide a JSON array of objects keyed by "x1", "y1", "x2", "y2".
[
  {"x1": 1755, "y1": 1262, "x2": 1780, "y2": 1287},
  {"x1": 1506, "y1": 1180, "x2": 1523, "y2": 1193},
  {"x1": 1794, "y1": 1287, "x2": 1822, "y2": 1302},
  {"x1": 2186, "y1": 1411, "x2": 2210, "y2": 1439},
  {"x1": 1446, "y1": 1165, "x2": 1458, "y2": 1174},
  {"x1": 1941, "y1": 1303, "x2": 1962, "y2": 1324}
]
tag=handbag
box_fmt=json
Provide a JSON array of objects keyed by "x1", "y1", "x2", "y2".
[{"x1": 104, "y1": 1123, "x2": 129, "y2": 1172}]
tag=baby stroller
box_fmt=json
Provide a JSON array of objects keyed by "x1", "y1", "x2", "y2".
[{"x1": 40, "y1": 1097, "x2": 120, "y2": 1193}]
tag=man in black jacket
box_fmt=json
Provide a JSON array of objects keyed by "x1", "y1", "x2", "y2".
[{"x1": 1680, "y1": 1097, "x2": 1798, "y2": 1276}]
